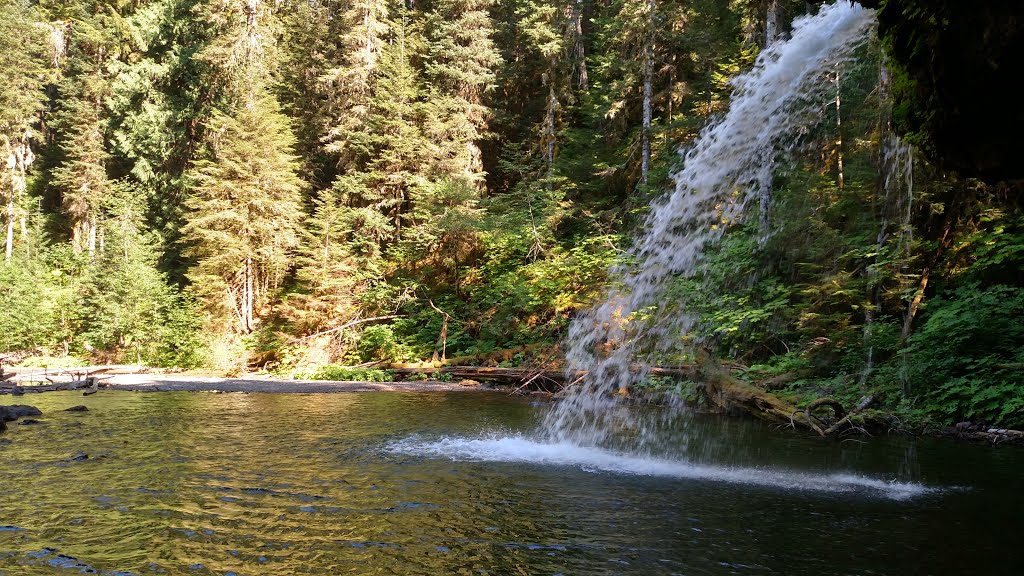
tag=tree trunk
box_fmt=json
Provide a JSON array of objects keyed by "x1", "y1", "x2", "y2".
[
  {"x1": 834, "y1": 69, "x2": 844, "y2": 191},
  {"x1": 72, "y1": 221, "x2": 82, "y2": 254},
  {"x1": 571, "y1": 0, "x2": 588, "y2": 91},
  {"x1": 765, "y1": 0, "x2": 779, "y2": 44},
  {"x1": 88, "y1": 216, "x2": 97, "y2": 257},
  {"x1": 901, "y1": 266, "x2": 929, "y2": 342},
  {"x1": 758, "y1": 0, "x2": 780, "y2": 231},
  {"x1": 544, "y1": 78, "x2": 557, "y2": 177},
  {"x1": 4, "y1": 195, "x2": 13, "y2": 263},
  {"x1": 243, "y1": 256, "x2": 254, "y2": 333},
  {"x1": 5, "y1": 137, "x2": 34, "y2": 263},
  {"x1": 640, "y1": 0, "x2": 655, "y2": 185}
]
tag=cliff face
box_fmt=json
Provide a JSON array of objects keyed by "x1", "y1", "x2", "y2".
[{"x1": 862, "y1": 1, "x2": 1024, "y2": 183}]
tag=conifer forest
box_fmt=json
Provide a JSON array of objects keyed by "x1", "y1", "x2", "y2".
[{"x1": 2, "y1": 0, "x2": 1022, "y2": 429}]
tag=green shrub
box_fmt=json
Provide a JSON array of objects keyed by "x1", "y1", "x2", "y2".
[
  {"x1": 17, "y1": 355, "x2": 88, "y2": 368},
  {"x1": 906, "y1": 285, "x2": 1024, "y2": 427},
  {"x1": 355, "y1": 325, "x2": 408, "y2": 363},
  {"x1": 296, "y1": 365, "x2": 394, "y2": 382}
]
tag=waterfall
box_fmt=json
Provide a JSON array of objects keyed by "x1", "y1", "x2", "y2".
[
  {"x1": 542, "y1": 1, "x2": 876, "y2": 451},
  {"x1": 862, "y1": 133, "x2": 914, "y2": 387},
  {"x1": 861, "y1": 52, "x2": 915, "y2": 389}
]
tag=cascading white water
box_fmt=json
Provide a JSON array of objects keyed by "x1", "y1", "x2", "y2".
[
  {"x1": 881, "y1": 134, "x2": 914, "y2": 258},
  {"x1": 862, "y1": 132, "x2": 914, "y2": 386},
  {"x1": 543, "y1": 1, "x2": 876, "y2": 450}
]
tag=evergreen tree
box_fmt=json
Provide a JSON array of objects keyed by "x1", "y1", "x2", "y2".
[
  {"x1": 284, "y1": 186, "x2": 365, "y2": 337},
  {"x1": 182, "y1": 92, "x2": 304, "y2": 333},
  {"x1": 77, "y1": 181, "x2": 176, "y2": 361},
  {"x1": 277, "y1": 0, "x2": 340, "y2": 190},
  {"x1": 182, "y1": 0, "x2": 305, "y2": 334},
  {"x1": 424, "y1": 0, "x2": 502, "y2": 180},
  {"x1": 47, "y1": 0, "x2": 140, "y2": 256},
  {"x1": 322, "y1": 0, "x2": 390, "y2": 171},
  {"x1": 51, "y1": 66, "x2": 111, "y2": 257},
  {"x1": 0, "y1": 0, "x2": 50, "y2": 262},
  {"x1": 346, "y1": 3, "x2": 428, "y2": 247}
]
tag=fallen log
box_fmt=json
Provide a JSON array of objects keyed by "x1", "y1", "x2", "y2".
[
  {"x1": 820, "y1": 395, "x2": 878, "y2": 436},
  {"x1": 388, "y1": 364, "x2": 703, "y2": 387},
  {"x1": 945, "y1": 427, "x2": 1024, "y2": 445},
  {"x1": 389, "y1": 365, "x2": 572, "y2": 384},
  {"x1": 804, "y1": 397, "x2": 847, "y2": 436},
  {"x1": 696, "y1": 360, "x2": 818, "y2": 431},
  {"x1": 1, "y1": 376, "x2": 109, "y2": 394},
  {"x1": 390, "y1": 358, "x2": 869, "y2": 436},
  {"x1": 441, "y1": 344, "x2": 551, "y2": 367}
]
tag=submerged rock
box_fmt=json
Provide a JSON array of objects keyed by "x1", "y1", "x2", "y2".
[
  {"x1": 65, "y1": 405, "x2": 89, "y2": 412},
  {"x1": 1, "y1": 404, "x2": 42, "y2": 421},
  {"x1": 2, "y1": 404, "x2": 43, "y2": 433}
]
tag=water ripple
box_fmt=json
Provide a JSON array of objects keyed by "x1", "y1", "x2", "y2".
[{"x1": 388, "y1": 434, "x2": 938, "y2": 500}]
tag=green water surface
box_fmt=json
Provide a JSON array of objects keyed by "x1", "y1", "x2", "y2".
[{"x1": 1, "y1": 391, "x2": 1021, "y2": 575}]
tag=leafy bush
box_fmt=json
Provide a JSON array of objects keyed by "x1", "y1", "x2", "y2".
[
  {"x1": 0, "y1": 259, "x2": 58, "y2": 352},
  {"x1": 355, "y1": 325, "x2": 410, "y2": 363},
  {"x1": 906, "y1": 285, "x2": 1024, "y2": 427},
  {"x1": 296, "y1": 365, "x2": 394, "y2": 382},
  {"x1": 153, "y1": 294, "x2": 208, "y2": 368},
  {"x1": 17, "y1": 355, "x2": 88, "y2": 368}
]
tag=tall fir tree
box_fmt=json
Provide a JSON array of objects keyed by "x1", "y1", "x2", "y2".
[
  {"x1": 322, "y1": 0, "x2": 390, "y2": 171},
  {"x1": 284, "y1": 186, "x2": 366, "y2": 337},
  {"x1": 182, "y1": 0, "x2": 305, "y2": 334},
  {"x1": 182, "y1": 92, "x2": 304, "y2": 333},
  {"x1": 1, "y1": 0, "x2": 51, "y2": 262},
  {"x1": 424, "y1": 0, "x2": 502, "y2": 182}
]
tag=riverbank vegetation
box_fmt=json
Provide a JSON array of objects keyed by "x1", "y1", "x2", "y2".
[{"x1": 1, "y1": 0, "x2": 1021, "y2": 429}]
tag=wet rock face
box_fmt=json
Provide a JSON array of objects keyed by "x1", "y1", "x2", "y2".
[{"x1": 861, "y1": 0, "x2": 1024, "y2": 182}]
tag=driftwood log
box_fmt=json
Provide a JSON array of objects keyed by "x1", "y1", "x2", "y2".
[
  {"x1": 0, "y1": 365, "x2": 134, "y2": 394},
  {"x1": 388, "y1": 364, "x2": 703, "y2": 387},
  {"x1": 695, "y1": 360, "x2": 819, "y2": 431},
  {"x1": 942, "y1": 426, "x2": 1024, "y2": 445},
  {"x1": 390, "y1": 356, "x2": 835, "y2": 433}
]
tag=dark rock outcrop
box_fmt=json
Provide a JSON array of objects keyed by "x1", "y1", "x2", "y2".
[
  {"x1": 1, "y1": 405, "x2": 42, "y2": 421},
  {"x1": 859, "y1": 0, "x2": 1024, "y2": 183},
  {"x1": 2, "y1": 404, "x2": 43, "y2": 432}
]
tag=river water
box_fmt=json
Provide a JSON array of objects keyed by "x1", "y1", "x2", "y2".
[{"x1": 1, "y1": 391, "x2": 1021, "y2": 575}]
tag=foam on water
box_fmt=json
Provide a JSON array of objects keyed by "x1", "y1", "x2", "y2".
[{"x1": 389, "y1": 435, "x2": 935, "y2": 501}]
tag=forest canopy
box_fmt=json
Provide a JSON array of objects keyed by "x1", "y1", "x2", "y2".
[{"x1": 1, "y1": 0, "x2": 1021, "y2": 428}]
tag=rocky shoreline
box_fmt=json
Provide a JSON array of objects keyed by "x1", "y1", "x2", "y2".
[
  {"x1": 3, "y1": 373, "x2": 1021, "y2": 447},
  {"x1": 1, "y1": 373, "x2": 489, "y2": 395}
]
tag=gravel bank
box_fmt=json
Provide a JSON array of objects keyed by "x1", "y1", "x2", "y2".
[{"x1": 6, "y1": 374, "x2": 490, "y2": 394}]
